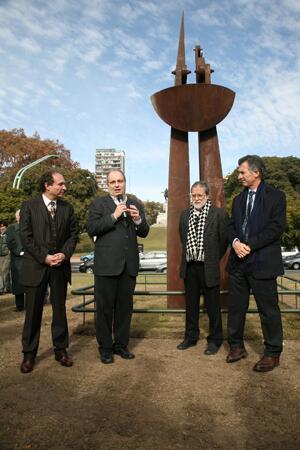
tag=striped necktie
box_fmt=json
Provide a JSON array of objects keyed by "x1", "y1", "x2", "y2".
[{"x1": 48, "y1": 201, "x2": 56, "y2": 219}]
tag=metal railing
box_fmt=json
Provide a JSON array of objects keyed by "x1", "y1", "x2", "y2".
[{"x1": 71, "y1": 273, "x2": 300, "y2": 324}]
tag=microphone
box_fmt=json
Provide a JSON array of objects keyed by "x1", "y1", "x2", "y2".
[{"x1": 117, "y1": 195, "x2": 127, "y2": 218}]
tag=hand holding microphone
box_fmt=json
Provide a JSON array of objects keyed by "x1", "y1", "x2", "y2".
[{"x1": 114, "y1": 195, "x2": 128, "y2": 219}]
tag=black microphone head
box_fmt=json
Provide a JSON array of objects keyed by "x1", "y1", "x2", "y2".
[{"x1": 117, "y1": 194, "x2": 127, "y2": 218}]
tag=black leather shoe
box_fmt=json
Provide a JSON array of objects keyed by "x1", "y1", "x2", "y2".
[
  {"x1": 114, "y1": 347, "x2": 135, "y2": 359},
  {"x1": 226, "y1": 347, "x2": 248, "y2": 363},
  {"x1": 100, "y1": 351, "x2": 114, "y2": 364},
  {"x1": 55, "y1": 350, "x2": 73, "y2": 367},
  {"x1": 204, "y1": 343, "x2": 220, "y2": 355},
  {"x1": 20, "y1": 357, "x2": 34, "y2": 374},
  {"x1": 177, "y1": 339, "x2": 197, "y2": 350}
]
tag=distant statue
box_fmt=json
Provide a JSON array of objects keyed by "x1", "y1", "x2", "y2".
[{"x1": 163, "y1": 188, "x2": 168, "y2": 201}]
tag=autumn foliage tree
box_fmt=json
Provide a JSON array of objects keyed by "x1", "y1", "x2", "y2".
[
  {"x1": 0, "y1": 128, "x2": 77, "y2": 179},
  {"x1": 0, "y1": 129, "x2": 103, "y2": 231}
]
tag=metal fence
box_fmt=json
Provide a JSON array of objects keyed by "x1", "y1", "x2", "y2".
[{"x1": 71, "y1": 273, "x2": 300, "y2": 324}]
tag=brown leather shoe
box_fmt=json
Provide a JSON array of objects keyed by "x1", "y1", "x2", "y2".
[
  {"x1": 253, "y1": 356, "x2": 279, "y2": 372},
  {"x1": 20, "y1": 358, "x2": 34, "y2": 374},
  {"x1": 226, "y1": 347, "x2": 248, "y2": 363},
  {"x1": 55, "y1": 351, "x2": 73, "y2": 367}
]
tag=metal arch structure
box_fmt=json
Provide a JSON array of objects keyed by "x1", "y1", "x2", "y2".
[
  {"x1": 12, "y1": 154, "x2": 60, "y2": 189},
  {"x1": 151, "y1": 14, "x2": 235, "y2": 308}
]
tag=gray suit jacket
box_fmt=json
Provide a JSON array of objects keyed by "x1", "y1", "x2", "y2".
[
  {"x1": 179, "y1": 205, "x2": 228, "y2": 287},
  {"x1": 87, "y1": 195, "x2": 149, "y2": 277}
]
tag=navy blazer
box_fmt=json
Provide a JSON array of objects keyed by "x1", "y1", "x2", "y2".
[
  {"x1": 227, "y1": 182, "x2": 286, "y2": 279},
  {"x1": 19, "y1": 195, "x2": 79, "y2": 286},
  {"x1": 87, "y1": 195, "x2": 149, "y2": 277}
]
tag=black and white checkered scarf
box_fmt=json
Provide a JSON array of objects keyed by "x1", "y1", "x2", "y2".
[{"x1": 186, "y1": 200, "x2": 211, "y2": 262}]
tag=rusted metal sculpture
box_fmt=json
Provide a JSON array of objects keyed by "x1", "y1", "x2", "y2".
[{"x1": 151, "y1": 14, "x2": 235, "y2": 308}]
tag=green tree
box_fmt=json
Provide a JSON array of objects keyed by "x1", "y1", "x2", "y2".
[
  {"x1": 143, "y1": 201, "x2": 163, "y2": 226},
  {"x1": 0, "y1": 189, "x2": 28, "y2": 223}
]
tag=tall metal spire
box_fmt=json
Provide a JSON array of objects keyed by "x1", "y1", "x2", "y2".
[{"x1": 172, "y1": 12, "x2": 191, "y2": 85}]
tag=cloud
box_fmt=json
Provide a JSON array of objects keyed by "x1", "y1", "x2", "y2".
[
  {"x1": 49, "y1": 98, "x2": 62, "y2": 108},
  {"x1": 45, "y1": 79, "x2": 63, "y2": 91}
]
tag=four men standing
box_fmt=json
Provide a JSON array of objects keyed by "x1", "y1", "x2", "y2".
[{"x1": 15, "y1": 156, "x2": 286, "y2": 373}]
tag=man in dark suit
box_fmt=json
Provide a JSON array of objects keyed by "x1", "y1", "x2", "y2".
[
  {"x1": 0, "y1": 221, "x2": 11, "y2": 295},
  {"x1": 226, "y1": 155, "x2": 286, "y2": 372},
  {"x1": 87, "y1": 170, "x2": 149, "y2": 364},
  {"x1": 177, "y1": 181, "x2": 228, "y2": 355},
  {"x1": 19, "y1": 170, "x2": 79, "y2": 374},
  {"x1": 6, "y1": 210, "x2": 25, "y2": 311}
]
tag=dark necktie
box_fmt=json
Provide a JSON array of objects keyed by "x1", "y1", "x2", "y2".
[
  {"x1": 242, "y1": 190, "x2": 254, "y2": 242},
  {"x1": 48, "y1": 201, "x2": 56, "y2": 219}
]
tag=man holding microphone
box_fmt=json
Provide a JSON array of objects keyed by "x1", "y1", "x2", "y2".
[{"x1": 88, "y1": 170, "x2": 149, "y2": 364}]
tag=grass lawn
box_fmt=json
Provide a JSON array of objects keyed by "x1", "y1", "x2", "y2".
[{"x1": 75, "y1": 227, "x2": 166, "y2": 256}]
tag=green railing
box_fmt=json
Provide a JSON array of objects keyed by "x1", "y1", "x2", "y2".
[{"x1": 71, "y1": 273, "x2": 300, "y2": 324}]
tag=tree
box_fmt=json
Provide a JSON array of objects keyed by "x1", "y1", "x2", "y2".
[
  {"x1": 0, "y1": 189, "x2": 28, "y2": 223},
  {"x1": 143, "y1": 201, "x2": 163, "y2": 226},
  {"x1": 0, "y1": 128, "x2": 77, "y2": 182},
  {"x1": 0, "y1": 129, "x2": 107, "y2": 231}
]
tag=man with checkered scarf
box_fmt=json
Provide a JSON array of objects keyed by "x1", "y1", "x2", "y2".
[{"x1": 177, "y1": 181, "x2": 228, "y2": 355}]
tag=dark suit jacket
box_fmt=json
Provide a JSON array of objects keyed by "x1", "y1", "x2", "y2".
[
  {"x1": 6, "y1": 223, "x2": 24, "y2": 294},
  {"x1": 226, "y1": 182, "x2": 286, "y2": 279},
  {"x1": 87, "y1": 195, "x2": 149, "y2": 277},
  {"x1": 19, "y1": 195, "x2": 79, "y2": 287},
  {"x1": 179, "y1": 205, "x2": 228, "y2": 287}
]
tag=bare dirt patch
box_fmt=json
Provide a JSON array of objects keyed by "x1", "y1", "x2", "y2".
[{"x1": 0, "y1": 293, "x2": 299, "y2": 450}]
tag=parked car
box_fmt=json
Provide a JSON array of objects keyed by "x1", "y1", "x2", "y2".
[
  {"x1": 139, "y1": 251, "x2": 167, "y2": 271},
  {"x1": 79, "y1": 250, "x2": 145, "y2": 274},
  {"x1": 80, "y1": 252, "x2": 94, "y2": 262},
  {"x1": 283, "y1": 253, "x2": 300, "y2": 270},
  {"x1": 281, "y1": 247, "x2": 299, "y2": 259},
  {"x1": 79, "y1": 259, "x2": 94, "y2": 274},
  {"x1": 156, "y1": 262, "x2": 167, "y2": 273}
]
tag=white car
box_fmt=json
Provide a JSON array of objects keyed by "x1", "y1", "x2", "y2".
[
  {"x1": 281, "y1": 247, "x2": 299, "y2": 259},
  {"x1": 139, "y1": 251, "x2": 167, "y2": 271}
]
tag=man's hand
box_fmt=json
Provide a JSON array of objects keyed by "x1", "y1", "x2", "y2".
[
  {"x1": 113, "y1": 203, "x2": 128, "y2": 220},
  {"x1": 233, "y1": 240, "x2": 251, "y2": 258},
  {"x1": 45, "y1": 254, "x2": 58, "y2": 266},
  {"x1": 128, "y1": 205, "x2": 140, "y2": 221},
  {"x1": 44, "y1": 253, "x2": 66, "y2": 266},
  {"x1": 53, "y1": 253, "x2": 66, "y2": 265}
]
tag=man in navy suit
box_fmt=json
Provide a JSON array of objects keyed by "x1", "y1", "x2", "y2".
[
  {"x1": 88, "y1": 170, "x2": 149, "y2": 364},
  {"x1": 226, "y1": 155, "x2": 286, "y2": 372},
  {"x1": 19, "y1": 170, "x2": 79, "y2": 373}
]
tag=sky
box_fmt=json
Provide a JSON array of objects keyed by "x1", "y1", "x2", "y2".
[{"x1": 0, "y1": 0, "x2": 300, "y2": 201}]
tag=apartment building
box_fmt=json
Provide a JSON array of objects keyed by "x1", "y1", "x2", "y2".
[{"x1": 95, "y1": 148, "x2": 125, "y2": 190}]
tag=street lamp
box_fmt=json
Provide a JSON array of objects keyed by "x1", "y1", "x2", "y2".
[{"x1": 12, "y1": 154, "x2": 60, "y2": 189}]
